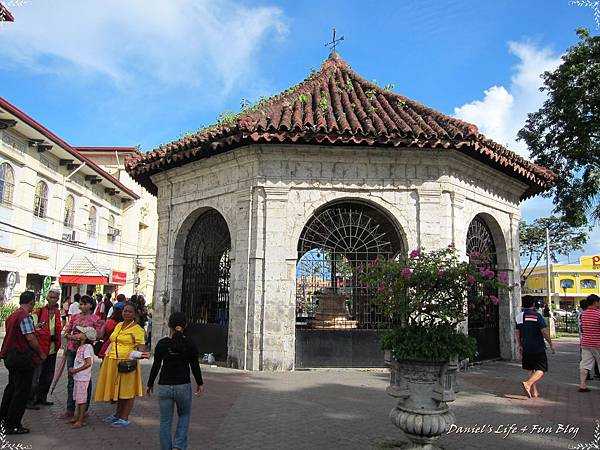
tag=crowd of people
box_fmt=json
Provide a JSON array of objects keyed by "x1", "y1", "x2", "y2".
[
  {"x1": 0, "y1": 289, "x2": 204, "y2": 450},
  {"x1": 516, "y1": 293, "x2": 600, "y2": 398}
]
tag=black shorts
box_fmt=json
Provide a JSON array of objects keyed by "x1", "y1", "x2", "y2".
[{"x1": 522, "y1": 352, "x2": 548, "y2": 372}]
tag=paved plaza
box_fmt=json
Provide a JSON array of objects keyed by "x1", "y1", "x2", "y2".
[{"x1": 1, "y1": 337, "x2": 597, "y2": 450}]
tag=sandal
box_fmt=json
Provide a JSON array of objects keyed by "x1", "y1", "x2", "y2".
[
  {"x1": 521, "y1": 382, "x2": 532, "y2": 398},
  {"x1": 578, "y1": 387, "x2": 591, "y2": 392}
]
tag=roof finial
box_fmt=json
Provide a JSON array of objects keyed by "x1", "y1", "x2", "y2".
[{"x1": 325, "y1": 27, "x2": 344, "y2": 56}]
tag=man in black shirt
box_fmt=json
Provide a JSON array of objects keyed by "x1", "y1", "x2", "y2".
[{"x1": 516, "y1": 295, "x2": 555, "y2": 399}]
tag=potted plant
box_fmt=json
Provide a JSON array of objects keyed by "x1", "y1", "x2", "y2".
[{"x1": 361, "y1": 246, "x2": 509, "y2": 449}]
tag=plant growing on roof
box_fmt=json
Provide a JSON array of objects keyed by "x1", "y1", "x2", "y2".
[
  {"x1": 318, "y1": 91, "x2": 329, "y2": 112},
  {"x1": 298, "y1": 93, "x2": 309, "y2": 104},
  {"x1": 360, "y1": 246, "x2": 509, "y2": 361},
  {"x1": 383, "y1": 83, "x2": 395, "y2": 92},
  {"x1": 217, "y1": 111, "x2": 238, "y2": 126}
]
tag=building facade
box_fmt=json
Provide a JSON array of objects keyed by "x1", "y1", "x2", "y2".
[
  {"x1": 0, "y1": 97, "x2": 157, "y2": 305},
  {"x1": 523, "y1": 255, "x2": 600, "y2": 310},
  {"x1": 127, "y1": 53, "x2": 554, "y2": 370}
]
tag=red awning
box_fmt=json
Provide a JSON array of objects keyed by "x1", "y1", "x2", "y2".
[{"x1": 59, "y1": 275, "x2": 108, "y2": 285}]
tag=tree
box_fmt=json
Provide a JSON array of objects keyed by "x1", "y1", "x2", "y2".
[
  {"x1": 520, "y1": 216, "x2": 588, "y2": 285},
  {"x1": 518, "y1": 29, "x2": 600, "y2": 227}
]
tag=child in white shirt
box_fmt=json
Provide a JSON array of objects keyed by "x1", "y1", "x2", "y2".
[{"x1": 68, "y1": 326, "x2": 96, "y2": 428}]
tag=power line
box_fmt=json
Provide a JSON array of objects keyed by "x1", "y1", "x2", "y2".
[{"x1": 0, "y1": 220, "x2": 157, "y2": 259}]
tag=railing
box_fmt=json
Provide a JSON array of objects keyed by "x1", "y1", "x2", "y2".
[{"x1": 554, "y1": 314, "x2": 579, "y2": 334}]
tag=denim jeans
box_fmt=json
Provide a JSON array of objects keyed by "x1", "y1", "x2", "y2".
[
  {"x1": 157, "y1": 383, "x2": 192, "y2": 450},
  {"x1": 66, "y1": 350, "x2": 92, "y2": 412}
]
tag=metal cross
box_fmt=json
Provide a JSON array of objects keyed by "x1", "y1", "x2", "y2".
[{"x1": 325, "y1": 28, "x2": 344, "y2": 52}]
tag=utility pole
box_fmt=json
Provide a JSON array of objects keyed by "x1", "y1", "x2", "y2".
[
  {"x1": 545, "y1": 227, "x2": 552, "y2": 310},
  {"x1": 545, "y1": 227, "x2": 556, "y2": 337}
]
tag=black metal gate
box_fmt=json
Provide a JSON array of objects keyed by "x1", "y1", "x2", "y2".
[
  {"x1": 295, "y1": 202, "x2": 404, "y2": 367},
  {"x1": 466, "y1": 216, "x2": 500, "y2": 360},
  {"x1": 181, "y1": 210, "x2": 231, "y2": 361}
]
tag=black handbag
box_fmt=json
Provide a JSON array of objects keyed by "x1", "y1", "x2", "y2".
[{"x1": 115, "y1": 326, "x2": 138, "y2": 374}]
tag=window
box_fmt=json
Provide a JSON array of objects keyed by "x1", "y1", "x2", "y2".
[
  {"x1": 33, "y1": 181, "x2": 48, "y2": 218},
  {"x1": 0, "y1": 162, "x2": 14, "y2": 205},
  {"x1": 581, "y1": 279, "x2": 597, "y2": 289},
  {"x1": 64, "y1": 194, "x2": 74, "y2": 228},
  {"x1": 107, "y1": 214, "x2": 118, "y2": 241},
  {"x1": 560, "y1": 279, "x2": 574, "y2": 290},
  {"x1": 88, "y1": 206, "x2": 97, "y2": 237}
]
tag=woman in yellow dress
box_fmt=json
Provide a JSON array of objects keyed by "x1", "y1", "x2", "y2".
[{"x1": 94, "y1": 302, "x2": 149, "y2": 427}]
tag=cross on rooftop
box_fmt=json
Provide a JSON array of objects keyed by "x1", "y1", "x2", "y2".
[{"x1": 325, "y1": 28, "x2": 344, "y2": 53}]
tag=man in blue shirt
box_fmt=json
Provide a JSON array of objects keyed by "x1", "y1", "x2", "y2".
[{"x1": 515, "y1": 295, "x2": 555, "y2": 399}]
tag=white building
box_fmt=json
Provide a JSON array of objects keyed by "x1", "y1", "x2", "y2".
[{"x1": 0, "y1": 97, "x2": 157, "y2": 305}]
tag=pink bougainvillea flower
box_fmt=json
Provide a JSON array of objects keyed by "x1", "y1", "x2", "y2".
[
  {"x1": 490, "y1": 295, "x2": 500, "y2": 305},
  {"x1": 448, "y1": 243, "x2": 455, "y2": 249},
  {"x1": 469, "y1": 251, "x2": 481, "y2": 258},
  {"x1": 401, "y1": 268, "x2": 413, "y2": 279},
  {"x1": 485, "y1": 269, "x2": 495, "y2": 280},
  {"x1": 377, "y1": 282, "x2": 386, "y2": 293},
  {"x1": 498, "y1": 271, "x2": 509, "y2": 283},
  {"x1": 410, "y1": 249, "x2": 421, "y2": 259},
  {"x1": 467, "y1": 275, "x2": 476, "y2": 285}
]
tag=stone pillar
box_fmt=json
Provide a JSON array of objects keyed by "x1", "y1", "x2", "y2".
[
  {"x1": 416, "y1": 183, "x2": 444, "y2": 250},
  {"x1": 236, "y1": 187, "x2": 296, "y2": 370},
  {"x1": 150, "y1": 206, "x2": 173, "y2": 352},
  {"x1": 227, "y1": 189, "x2": 255, "y2": 370},
  {"x1": 502, "y1": 212, "x2": 521, "y2": 360}
]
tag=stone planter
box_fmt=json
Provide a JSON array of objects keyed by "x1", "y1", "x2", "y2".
[{"x1": 386, "y1": 356, "x2": 458, "y2": 449}]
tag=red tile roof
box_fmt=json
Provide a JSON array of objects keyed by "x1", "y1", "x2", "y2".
[
  {"x1": 0, "y1": 2, "x2": 14, "y2": 21},
  {"x1": 126, "y1": 52, "x2": 555, "y2": 198}
]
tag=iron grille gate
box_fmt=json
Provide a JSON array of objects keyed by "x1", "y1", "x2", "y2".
[
  {"x1": 466, "y1": 216, "x2": 500, "y2": 360},
  {"x1": 295, "y1": 202, "x2": 404, "y2": 368},
  {"x1": 181, "y1": 210, "x2": 231, "y2": 361}
]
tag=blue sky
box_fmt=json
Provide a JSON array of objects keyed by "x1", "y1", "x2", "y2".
[{"x1": 1, "y1": 0, "x2": 599, "y2": 260}]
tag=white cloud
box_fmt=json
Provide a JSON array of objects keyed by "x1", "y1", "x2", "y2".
[
  {"x1": 0, "y1": 0, "x2": 287, "y2": 92},
  {"x1": 454, "y1": 41, "x2": 561, "y2": 157}
]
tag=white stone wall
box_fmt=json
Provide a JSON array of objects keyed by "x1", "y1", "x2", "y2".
[{"x1": 152, "y1": 144, "x2": 528, "y2": 370}]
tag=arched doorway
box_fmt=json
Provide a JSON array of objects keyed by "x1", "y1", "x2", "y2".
[
  {"x1": 181, "y1": 209, "x2": 231, "y2": 361},
  {"x1": 295, "y1": 201, "x2": 404, "y2": 367},
  {"x1": 466, "y1": 215, "x2": 500, "y2": 360}
]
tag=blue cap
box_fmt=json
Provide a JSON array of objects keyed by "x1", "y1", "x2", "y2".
[{"x1": 114, "y1": 301, "x2": 125, "y2": 310}]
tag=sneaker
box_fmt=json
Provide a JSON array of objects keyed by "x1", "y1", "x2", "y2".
[
  {"x1": 102, "y1": 414, "x2": 118, "y2": 423},
  {"x1": 110, "y1": 418, "x2": 130, "y2": 428}
]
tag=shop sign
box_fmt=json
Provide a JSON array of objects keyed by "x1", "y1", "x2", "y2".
[{"x1": 110, "y1": 270, "x2": 127, "y2": 286}]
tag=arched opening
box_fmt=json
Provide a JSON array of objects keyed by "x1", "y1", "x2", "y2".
[
  {"x1": 295, "y1": 200, "x2": 404, "y2": 368},
  {"x1": 181, "y1": 209, "x2": 231, "y2": 361},
  {"x1": 466, "y1": 214, "x2": 500, "y2": 360}
]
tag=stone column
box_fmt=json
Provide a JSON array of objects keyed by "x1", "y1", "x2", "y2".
[
  {"x1": 416, "y1": 183, "x2": 445, "y2": 250},
  {"x1": 503, "y1": 212, "x2": 521, "y2": 360},
  {"x1": 150, "y1": 205, "x2": 173, "y2": 352},
  {"x1": 235, "y1": 186, "x2": 295, "y2": 371}
]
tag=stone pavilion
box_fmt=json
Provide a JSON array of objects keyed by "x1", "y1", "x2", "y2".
[{"x1": 126, "y1": 52, "x2": 554, "y2": 371}]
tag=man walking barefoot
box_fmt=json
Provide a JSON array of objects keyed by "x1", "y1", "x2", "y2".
[
  {"x1": 516, "y1": 295, "x2": 555, "y2": 399},
  {"x1": 578, "y1": 294, "x2": 600, "y2": 392}
]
